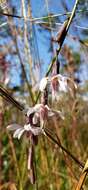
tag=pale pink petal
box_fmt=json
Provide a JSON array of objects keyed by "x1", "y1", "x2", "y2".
[
  {"x1": 45, "y1": 105, "x2": 51, "y2": 111},
  {"x1": 26, "y1": 107, "x2": 34, "y2": 117},
  {"x1": 34, "y1": 104, "x2": 42, "y2": 112},
  {"x1": 26, "y1": 104, "x2": 42, "y2": 117},
  {"x1": 24, "y1": 124, "x2": 31, "y2": 131},
  {"x1": 30, "y1": 127, "x2": 44, "y2": 136},
  {"x1": 7, "y1": 124, "x2": 22, "y2": 131},
  {"x1": 39, "y1": 77, "x2": 48, "y2": 92},
  {"x1": 32, "y1": 112, "x2": 40, "y2": 125},
  {"x1": 59, "y1": 76, "x2": 68, "y2": 92},
  {"x1": 17, "y1": 129, "x2": 25, "y2": 139},
  {"x1": 4, "y1": 77, "x2": 9, "y2": 85}
]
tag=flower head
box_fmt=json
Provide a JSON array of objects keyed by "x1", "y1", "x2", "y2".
[
  {"x1": 7, "y1": 104, "x2": 64, "y2": 139},
  {"x1": 7, "y1": 103, "x2": 64, "y2": 184},
  {"x1": 7, "y1": 123, "x2": 44, "y2": 140},
  {"x1": 39, "y1": 74, "x2": 77, "y2": 100}
]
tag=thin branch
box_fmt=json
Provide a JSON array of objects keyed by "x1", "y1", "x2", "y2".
[
  {"x1": 44, "y1": 128, "x2": 84, "y2": 169},
  {"x1": 1, "y1": 8, "x2": 88, "y2": 22},
  {"x1": 0, "y1": 85, "x2": 24, "y2": 111}
]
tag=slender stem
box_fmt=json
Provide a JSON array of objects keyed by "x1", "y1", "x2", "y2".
[
  {"x1": 47, "y1": 0, "x2": 79, "y2": 75},
  {"x1": 6, "y1": 12, "x2": 35, "y2": 104},
  {"x1": 15, "y1": 37, "x2": 35, "y2": 104},
  {"x1": 35, "y1": 0, "x2": 79, "y2": 103},
  {"x1": 66, "y1": 0, "x2": 79, "y2": 33},
  {"x1": 21, "y1": 0, "x2": 36, "y2": 88}
]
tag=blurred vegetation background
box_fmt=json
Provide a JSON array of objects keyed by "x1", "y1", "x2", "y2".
[{"x1": 0, "y1": 0, "x2": 88, "y2": 189}]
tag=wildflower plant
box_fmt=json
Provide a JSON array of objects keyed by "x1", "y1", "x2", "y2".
[
  {"x1": 6, "y1": 66, "x2": 77, "y2": 184},
  {"x1": 0, "y1": 0, "x2": 86, "y2": 189}
]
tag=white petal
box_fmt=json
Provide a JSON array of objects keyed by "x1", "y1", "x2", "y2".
[
  {"x1": 13, "y1": 128, "x2": 24, "y2": 139},
  {"x1": 7, "y1": 124, "x2": 22, "y2": 131},
  {"x1": 33, "y1": 113, "x2": 40, "y2": 124},
  {"x1": 52, "y1": 74, "x2": 68, "y2": 92},
  {"x1": 24, "y1": 124, "x2": 31, "y2": 131},
  {"x1": 59, "y1": 82, "x2": 67, "y2": 92},
  {"x1": 30, "y1": 127, "x2": 43, "y2": 136},
  {"x1": 18, "y1": 129, "x2": 25, "y2": 139},
  {"x1": 26, "y1": 104, "x2": 49, "y2": 117},
  {"x1": 4, "y1": 77, "x2": 10, "y2": 85},
  {"x1": 26, "y1": 107, "x2": 34, "y2": 117},
  {"x1": 24, "y1": 124, "x2": 43, "y2": 135},
  {"x1": 39, "y1": 77, "x2": 48, "y2": 92},
  {"x1": 59, "y1": 77, "x2": 67, "y2": 92},
  {"x1": 45, "y1": 105, "x2": 51, "y2": 111},
  {"x1": 26, "y1": 104, "x2": 41, "y2": 117},
  {"x1": 34, "y1": 104, "x2": 42, "y2": 112}
]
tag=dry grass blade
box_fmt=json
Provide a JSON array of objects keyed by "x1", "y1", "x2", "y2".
[
  {"x1": 75, "y1": 159, "x2": 88, "y2": 190},
  {"x1": 1, "y1": 9, "x2": 88, "y2": 22}
]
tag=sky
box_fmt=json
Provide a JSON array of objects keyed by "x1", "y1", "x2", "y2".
[{"x1": 0, "y1": 0, "x2": 88, "y2": 87}]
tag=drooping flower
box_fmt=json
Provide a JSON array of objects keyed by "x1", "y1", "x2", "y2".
[
  {"x1": 26, "y1": 104, "x2": 64, "y2": 126},
  {"x1": 7, "y1": 104, "x2": 64, "y2": 139},
  {"x1": 7, "y1": 103, "x2": 64, "y2": 184},
  {"x1": 39, "y1": 74, "x2": 77, "y2": 100},
  {"x1": 7, "y1": 123, "x2": 44, "y2": 139}
]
